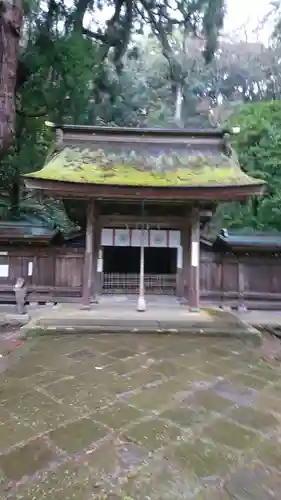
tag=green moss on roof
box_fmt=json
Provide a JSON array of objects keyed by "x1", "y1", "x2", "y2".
[{"x1": 25, "y1": 147, "x2": 264, "y2": 187}]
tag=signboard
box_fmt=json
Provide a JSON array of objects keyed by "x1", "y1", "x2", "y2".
[
  {"x1": 100, "y1": 228, "x2": 182, "y2": 248},
  {"x1": 169, "y1": 230, "x2": 181, "y2": 248},
  {"x1": 114, "y1": 229, "x2": 130, "y2": 246},
  {"x1": 101, "y1": 228, "x2": 113, "y2": 246},
  {"x1": 131, "y1": 229, "x2": 149, "y2": 247},
  {"x1": 97, "y1": 258, "x2": 103, "y2": 272},
  {"x1": 150, "y1": 230, "x2": 167, "y2": 247},
  {"x1": 191, "y1": 241, "x2": 199, "y2": 267},
  {"x1": 0, "y1": 264, "x2": 9, "y2": 277},
  {"x1": 177, "y1": 246, "x2": 183, "y2": 269},
  {"x1": 28, "y1": 261, "x2": 33, "y2": 276},
  {"x1": 97, "y1": 249, "x2": 103, "y2": 272}
]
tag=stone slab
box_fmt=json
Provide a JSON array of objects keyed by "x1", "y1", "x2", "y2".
[{"x1": 18, "y1": 304, "x2": 260, "y2": 340}]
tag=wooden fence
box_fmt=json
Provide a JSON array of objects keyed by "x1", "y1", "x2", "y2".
[
  {"x1": 0, "y1": 246, "x2": 281, "y2": 309},
  {"x1": 200, "y1": 250, "x2": 281, "y2": 310},
  {"x1": 0, "y1": 248, "x2": 84, "y2": 304}
]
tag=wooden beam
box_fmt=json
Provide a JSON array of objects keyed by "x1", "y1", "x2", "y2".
[
  {"x1": 81, "y1": 200, "x2": 95, "y2": 308},
  {"x1": 24, "y1": 178, "x2": 265, "y2": 201},
  {"x1": 100, "y1": 214, "x2": 188, "y2": 228},
  {"x1": 63, "y1": 132, "x2": 223, "y2": 146}
]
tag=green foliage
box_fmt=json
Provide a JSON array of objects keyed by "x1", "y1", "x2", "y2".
[
  {"x1": 220, "y1": 101, "x2": 281, "y2": 230},
  {"x1": 0, "y1": 28, "x2": 103, "y2": 224},
  {"x1": 9, "y1": 0, "x2": 280, "y2": 233},
  {"x1": 0, "y1": 118, "x2": 51, "y2": 186},
  {"x1": 1, "y1": 0, "x2": 226, "y2": 226},
  {"x1": 20, "y1": 33, "x2": 100, "y2": 123}
]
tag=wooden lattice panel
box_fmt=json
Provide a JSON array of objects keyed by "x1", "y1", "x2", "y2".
[{"x1": 102, "y1": 273, "x2": 176, "y2": 295}]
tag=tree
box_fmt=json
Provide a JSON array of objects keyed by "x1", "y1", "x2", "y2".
[
  {"x1": 0, "y1": 0, "x2": 23, "y2": 151},
  {"x1": 113, "y1": 36, "x2": 209, "y2": 128},
  {"x1": 218, "y1": 100, "x2": 281, "y2": 231},
  {"x1": 0, "y1": 0, "x2": 226, "y2": 153}
]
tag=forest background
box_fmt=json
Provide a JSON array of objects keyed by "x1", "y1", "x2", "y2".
[{"x1": 1, "y1": 0, "x2": 281, "y2": 234}]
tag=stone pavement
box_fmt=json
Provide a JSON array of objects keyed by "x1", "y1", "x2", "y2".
[
  {"x1": 237, "y1": 309, "x2": 281, "y2": 326},
  {"x1": 0, "y1": 333, "x2": 281, "y2": 498},
  {"x1": 0, "y1": 327, "x2": 26, "y2": 375}
]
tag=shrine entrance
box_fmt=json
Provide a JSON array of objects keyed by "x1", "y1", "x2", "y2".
[
  {"x1": 103, "y1": 246, "x2": 177, "y2": 275},
  {"x1": 102, "y1": 229, "x2": 178, "y2": 295},
  {"x1": 103, "y1": 246, "x2": 140, "y2": 274}
]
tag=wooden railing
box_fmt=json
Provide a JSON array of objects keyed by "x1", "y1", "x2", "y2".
[{"x1": 102, "y1": 273, "x2": 176, "y2": 294}]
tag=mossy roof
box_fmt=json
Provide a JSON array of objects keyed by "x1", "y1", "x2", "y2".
[{"x1": 25, "y1": 146, "x2": 264, "y2": 188}]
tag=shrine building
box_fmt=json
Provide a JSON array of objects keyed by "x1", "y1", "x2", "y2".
[{"x1": 24, "y1": 125, "x2": 265, "y2": 310}]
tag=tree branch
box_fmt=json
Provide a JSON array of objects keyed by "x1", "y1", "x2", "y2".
[
  {"x1": 82, "y1": 27, "x2": 107, "y2": 42},
  {"x1": 16, "y1": 107, "x2": 47, "y2": 117},
  {"x1": 139, "y1": 0, "x2": 182, "y2": 81}
]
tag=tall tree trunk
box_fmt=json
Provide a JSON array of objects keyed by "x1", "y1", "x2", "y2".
[
  {"x1": 175, "y1": 84, "x2": 183, "y2": 126},
  {"x1": 9, "y1": 112, "x2": 25, "y2": 215},
  {"x1": 10, "y1": 178, "x2": 20, "y2": 215},
  {"x1": 0, "y1": 0, "x2": 23, "y2": 152}
]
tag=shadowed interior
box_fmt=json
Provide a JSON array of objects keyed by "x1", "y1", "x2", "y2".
[{"x1": 103, "y1": 247, "x2": 177, "y2": 274}]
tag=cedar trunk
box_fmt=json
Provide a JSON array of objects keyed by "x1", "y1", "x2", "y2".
[{"x1": 0, "y1": 0, "x2": 23, "y2": 152}]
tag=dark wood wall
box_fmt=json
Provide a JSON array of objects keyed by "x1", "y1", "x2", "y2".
[
  {"x1": 0, "y1": 248, "x2": 84, "y2": 303},
  {"x1": 200, "y1": 250, "x2": 281, "y2": 309},
  {"x1": 0, "y1": 245, "x2": 281, "y2": 309}
]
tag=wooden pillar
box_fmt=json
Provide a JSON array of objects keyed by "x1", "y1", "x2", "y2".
[
  {"x1": 96, "y1": 246, "x2": 103, "y2": 297},
  {"x1": 237, "y1": 259, "x2": 247, "y2": 312},
  {"x1": 82, "y1": 199, "x2": 95, "y2": 308},
  {"x1": 177, "y1": 221, "x2": 190, "y2": 301},
  {"x1": 176, "y1": 245, "x2": 183, "y2": 297},
  {"x1": 91, "y1": 221, "x2": 101, "y2": 302},
  {"x1": 219, "y1": 255, "x2": 224, "y2": 309},
  {"x1": 188, "y1": 206, "x2": 200, "y2": 311}
]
